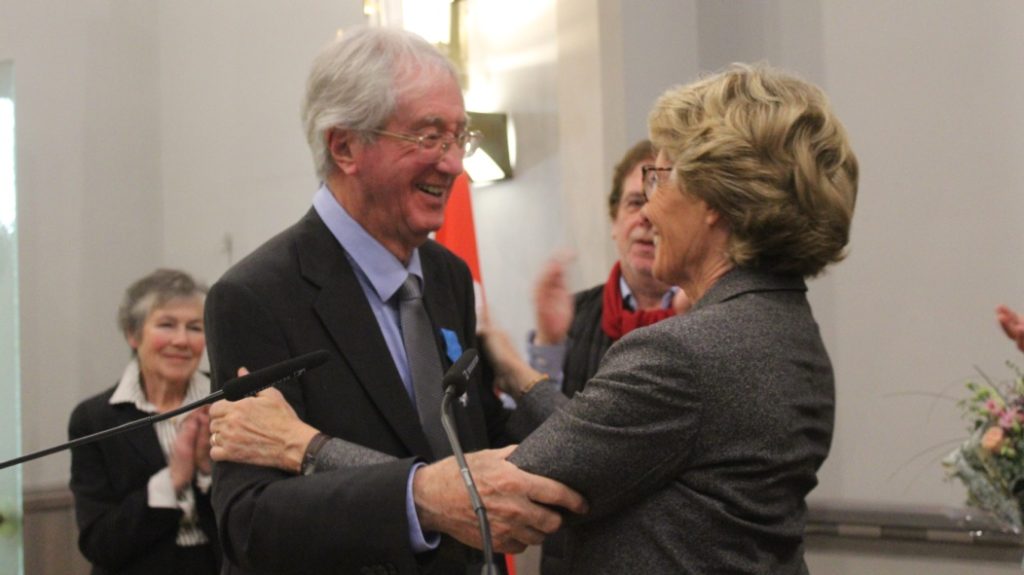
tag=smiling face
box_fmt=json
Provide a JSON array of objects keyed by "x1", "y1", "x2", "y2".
[
  {"x1": 642, "y1": 152, "x2": 727, "y2": 288},
  {"x1": 128, "y1": 296, "x2": 205, "y2": 389},
  {"x1": 611, "y1": 160, "x2": 658, "y2": 285},
  {"x1": 347, "y1": 68, "x2": 467, "y2": 260}
]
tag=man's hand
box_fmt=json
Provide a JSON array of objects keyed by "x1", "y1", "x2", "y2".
[
  {"x1": 412, "y1": 445, "x2": 588, "y2": 553},
  {"x1": 209, "y1": 369, "x2": 319, "y2": 473},
  {"x1": 534, "y1": 254, "x2": 575, "y2": 346}
]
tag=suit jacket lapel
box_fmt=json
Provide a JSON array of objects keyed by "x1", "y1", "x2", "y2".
[
  {"x1": 419, "y1": 245, "x2": 488, "y2": 450},
  {"x1": 295, "y1": 210, "x2": 433, "y2": 459},
  {"x1": 420, "y1": 249, "x2": 459, "y2": 370},
  {"x1": 113, "y1": 404, "x2": 166, "y2": 471}
]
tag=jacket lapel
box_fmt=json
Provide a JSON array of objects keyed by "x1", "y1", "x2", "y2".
[
  {"x1": 420, "y1": 249, "x2": 459, "y2": 371},
  {"x1": 295, "y1": 210, "x2": 433, "y2": 459},
  {"x1": 112, "y1": 404, "x2": 166, "y2": 472}
]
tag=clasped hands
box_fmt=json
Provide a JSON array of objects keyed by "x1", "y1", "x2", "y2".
[{"x1": 207, "y1": 369, "x2": 587, "y2": 554}]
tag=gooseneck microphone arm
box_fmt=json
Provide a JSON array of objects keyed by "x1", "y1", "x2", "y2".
[
  {"x1": 439, "y1": 349, "x2": 498, "y2": 575},
  {"x1": 0, "y1": 350, "x2": 331, "y2": 471}
]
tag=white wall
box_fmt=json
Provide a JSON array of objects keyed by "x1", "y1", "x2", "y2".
[
  {"x1": 459, "y1": 0, "x2": 569, "y2": 345},
  {"x1": 158, "y1": 2, "x2": 363, "y2": 282},
  {"x1": 806, "y1": 0, "x2": 1024, "y2": 509},
  {"x1": 1, "y1": 0, "x2": 163, "y2": 487}
]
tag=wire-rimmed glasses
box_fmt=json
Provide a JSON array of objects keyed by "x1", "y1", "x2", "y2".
[
  {"x1": 641, "y1": 165, "x2": 673, "y2": 202},
  {"x1": 371, "y1": 129, "x2": 484, "y2": 159}
]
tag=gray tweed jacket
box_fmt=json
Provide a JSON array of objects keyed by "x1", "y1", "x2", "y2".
[{"x1": 510, "y1": 266, "x2": 834, "y2": 574}]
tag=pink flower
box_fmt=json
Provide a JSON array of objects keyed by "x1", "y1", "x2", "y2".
[
  {"x1": 981, "y1": 426, "x2": 1006, "y2": 452},
  {"x1": 986, "y1": 399, "x2": 1003, "y2": 416},
  {"x1": 1001, "y1": 408, "x2": 1021, "y2": 429}
]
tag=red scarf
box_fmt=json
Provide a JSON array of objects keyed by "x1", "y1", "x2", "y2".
[{"x1": 601, "y1": 261, "x2": 676, "y2": 341}]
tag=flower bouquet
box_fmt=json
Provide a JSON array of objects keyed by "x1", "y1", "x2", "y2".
[{"x1": 944, "y1": 362, "x2": 1024, "y2": 532}]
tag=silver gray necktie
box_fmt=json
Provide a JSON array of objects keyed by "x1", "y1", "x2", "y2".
[{"x1": 397, "y1": 275, "x2": 450, "y2": 459}]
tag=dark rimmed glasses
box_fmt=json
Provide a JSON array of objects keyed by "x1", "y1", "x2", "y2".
[
  {"x1": 642, "y1": 165, "x2": 673, "y2": 202},
  {"x1": 370, "y1": 129, "x2": 484, "y2": 159}
]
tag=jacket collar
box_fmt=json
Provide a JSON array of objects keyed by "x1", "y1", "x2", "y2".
[{"x1": 692, "y1": 267, "x2": 807, "y2": 312}]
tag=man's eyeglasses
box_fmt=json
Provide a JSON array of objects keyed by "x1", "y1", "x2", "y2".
[
  {"x1": 642, "y1": 165, "x2": 673, "y2": 202},
  {"x1": 371, "y1": 129, "x2": 484, "y2": 159}
]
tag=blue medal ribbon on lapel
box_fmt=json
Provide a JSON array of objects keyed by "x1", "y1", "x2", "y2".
[{"x1": 440, "y1": 328, "x2": 462, "y2": 364}]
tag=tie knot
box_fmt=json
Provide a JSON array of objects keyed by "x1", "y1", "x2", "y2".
[{"x1": 398, "y1": 275, "x2": 423, "y2": 302}]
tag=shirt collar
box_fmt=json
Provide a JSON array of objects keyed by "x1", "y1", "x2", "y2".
[
  {"x1": 312, "y1": 183, "x2": 423, "y2": 302},
  {"x1": 109, "y1": 357, "x2": 210, "y2": 414},
  {"x1": 619, "y1": 275, "x2": 678, "y2": 311}
]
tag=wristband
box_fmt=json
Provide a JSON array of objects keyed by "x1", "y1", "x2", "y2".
[
  {"x1": 521, "y1": 372, "x2": 551, "y2": 396},
  {"x1": 300, "y1": 432, "x2": 330, "y2": 476}
]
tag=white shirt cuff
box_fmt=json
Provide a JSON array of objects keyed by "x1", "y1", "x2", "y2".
[{"x1": 147, "y1": 467, "x2": 178, "y2": 509}]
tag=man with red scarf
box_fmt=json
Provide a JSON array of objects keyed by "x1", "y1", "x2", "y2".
[{"x1": 528, "y1": 140, "x2": 690, "y2": 401}]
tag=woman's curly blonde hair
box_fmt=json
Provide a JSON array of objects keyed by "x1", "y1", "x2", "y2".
[{"x1": 648, "y1": 64, "x2": 858, "y2": 277}]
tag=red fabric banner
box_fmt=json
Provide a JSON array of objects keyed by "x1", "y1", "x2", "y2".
[
  {"x1": 434, "y1": 173, "x2": 516, "y2": 575},
  {"x1": 435, "y1": 172, "x2": 486, "y2": 308}
]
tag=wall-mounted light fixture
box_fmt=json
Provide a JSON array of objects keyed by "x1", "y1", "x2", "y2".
[
  {"x1": 364, "y1": 0, "x2": 515, "y2": 183},
  {"x1": 465, "y1": 111, "x2": 515, "y2": 184}
]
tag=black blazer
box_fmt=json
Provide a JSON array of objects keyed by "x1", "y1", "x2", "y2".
[
  {"x1": 68, "y1": 385, "x2": 219, "y2": 575},
  {"x1": 205, "y1": 208, "x2": 510, "y2": 574}
]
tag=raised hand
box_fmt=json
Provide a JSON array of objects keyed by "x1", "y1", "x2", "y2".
[{"x1": 534, "y1": 253, "x2": 575, "y2": 345}]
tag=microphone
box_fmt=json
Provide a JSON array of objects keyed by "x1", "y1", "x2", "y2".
[
  {"x1": 442, "y1": 347, "x2": 479, "y2": 397},
  {"x1": 223, "y1": 350, "x2": 331, "y2": 400},
  {"x1": 0, "y1": 350, "x2": 332, "y2": 471},
  {"x1": 438, "y1": 349, "x2": 497, "y2": 575}
]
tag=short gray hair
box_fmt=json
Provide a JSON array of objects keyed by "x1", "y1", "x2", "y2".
[
  {"x1": 117, "y1": 269, "x2": 207, "y2": 342},
  {"x1": 302, "y1": 26, "x2": 461, "y2": 180}
]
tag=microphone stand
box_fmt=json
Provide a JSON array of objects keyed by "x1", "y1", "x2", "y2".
[
  {"x1": 0, "y1": 389, "x2": 227, "y2": 471},
  {"x1": 441, "y1": 389, "x2": 499, "y2": 575},
  {"x1": 0, "y1": 349, "x2": 331, "y2": 471}
]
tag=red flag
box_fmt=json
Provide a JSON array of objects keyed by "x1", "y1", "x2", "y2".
[
  {"x1": 435, "y1": 173, "x2": 517, "y2": 575},
  {"x1": 436, "y1": 172, "x2": 485, "y2": 308}
]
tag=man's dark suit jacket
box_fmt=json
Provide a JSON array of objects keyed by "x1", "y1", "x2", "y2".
[
  {"x1": 560, "y1": 284, "x2": 610, "y2": 398},
  {"x1": 68, "y1": 386, "x2": 219, "y2": 575},
  {"x1": 205, "y1": 208, "x2": 511, "y2": 574},
  {"x1": 511, "y1": 267, "x2": 834, "y2": 574}
]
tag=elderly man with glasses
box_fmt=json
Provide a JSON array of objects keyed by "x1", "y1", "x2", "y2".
[{"x1": 203, "y1": 26, "x2": 584, "y2": 575}]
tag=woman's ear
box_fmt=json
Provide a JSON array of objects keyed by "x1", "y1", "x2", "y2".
[{"x1": 327, "y1": 128, "x2": 359, "y2": 175}]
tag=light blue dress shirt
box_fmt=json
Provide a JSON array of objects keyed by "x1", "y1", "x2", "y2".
[{"x1": 312, "y1": 184, "x2": 439, "y2": 552}]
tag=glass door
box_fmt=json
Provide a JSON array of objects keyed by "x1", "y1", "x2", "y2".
[{"x1": 0, "y1": 59, "x2": 23, "y2": 575}]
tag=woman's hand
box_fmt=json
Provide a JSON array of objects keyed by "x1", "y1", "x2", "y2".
[
  {"x1": 192, "y1": 406, "x2": 213, "y2": 475},
  {"x1": 672, "y1": 288, "x2": 693, "y2": 315},
  {"x1": 209, "y1": 368, "x2": 319, "y2": 474},
  {"x1": 478, "y1": 315, "x2": 547, "y2": 399},
  {"x1": 169, "y1": 415, "x2": 198, "y2": 492}
]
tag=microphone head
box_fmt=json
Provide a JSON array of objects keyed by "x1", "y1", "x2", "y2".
[{"x1": 442, "y1": 349, "x2": 479, "y2": 397}]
